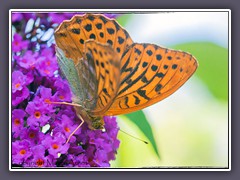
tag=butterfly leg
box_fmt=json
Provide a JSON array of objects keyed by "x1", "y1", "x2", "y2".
[{"x1": 66, "y1": 114, "x2": 84, "y2": 143}]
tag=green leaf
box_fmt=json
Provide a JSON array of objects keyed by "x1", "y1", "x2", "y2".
[
  {"x1": 171, "y1": 42, "x2": 228, "y2": 102},
  {"x1": 116, "y1": 14, "x2": 133, "y2": 27},
  {"x1": 121, "y1": 110, "x2": 160, "y2": 158}
]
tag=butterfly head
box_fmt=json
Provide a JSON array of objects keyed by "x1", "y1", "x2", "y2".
[
  {"x1": 89, "y1": 116, "x2": 105, "y2": 130},
  {"x1": 74, "y1": 106, "x2": 105, "y2": 130}
]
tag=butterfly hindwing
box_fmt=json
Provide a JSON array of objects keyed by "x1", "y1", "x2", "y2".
[{"x1": 105, "y1": 43, "x2": 198, "y2": 115}]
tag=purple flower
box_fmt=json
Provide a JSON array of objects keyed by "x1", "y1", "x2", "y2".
[
  {"x1": 22, "y1": 13, "x2": 38, "y2": 21},
  {"x1": 27, "y1": 145, "x2": 55, "y2": 167},
  {"x1": 16, "y1": 50, "x2": 38, "y2": 69},
  {"x1": 12, "y1": 33, "x2": 29, "y2": 52},
  {"x1": 36, "y1": 49, "x2": 58, "y2": 77},
  {"x1": 38, "y1": 86, "x2": 58, "y2": 112},
  {"x1": 26, "y1": 96, "x2": 51, "y2": 127},
  {"x1": 11, "y1": 12, "x2": 121, "y2": 168},
  {"x1": 19, "y1": 127, "x2": 45, "y2": 145},
  {"x1": 12, "y1": 86, "x2": 30, "y2": 106},
  {"x1": 12, "y1": 109, "x2": 26, "y2": 138},
  {"x1": 42, "y1": 133, "x2": 69, "y2": 158},
  {"x1": 65, "y1": 154, "x2": 90, "y2": 167},
  {"x1": 12, "y1": 13, "x2": 23, "y2": 22},
  {"x1": 12, "y1": 70, "x2": 33, "y2": 93},
  {"x1": 54, "y1": 114, "x2": 80, "y2": 142},
  {"x1": 54, "y1": 79, "x2": 72, "y2": 102},
  {"x1": 48, "y1": 13, "x2": 74, "y2": 24},
  {"x1": 12, "y1": 140, "x2": 32, "y2": 165}
]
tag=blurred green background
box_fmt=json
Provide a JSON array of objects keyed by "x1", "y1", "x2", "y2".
[{"x1": 111, "y1": 12, "x2": 229, "y2": 168}]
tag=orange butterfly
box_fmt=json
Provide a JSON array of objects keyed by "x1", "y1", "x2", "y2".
[{"x1": 54, "y1": 13, "x2": 198, "y2": 142}]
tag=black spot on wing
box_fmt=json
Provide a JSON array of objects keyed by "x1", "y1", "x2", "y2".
[
  {"x1": 146, "y1": 50, "x2": 153, "y2": 56},
  {"x1": 135, "y1": 48, "x2": 141, "y2": 55},
  {"x1": 133, "y1": 95, "x2": 140, "y2": 105},
  {"x1": 87, "y1": 15, "x2": 95, "y2": 21},
  {"x1": 100, "y1": 32, "x2": 104, "y2": 38},
  {"x1": 96, "y1": 60, "x2": 99, "y2": 66},
  {"x1": 71, "y1": 28, "x2": 80, "y2": 34},
  {"x1": 143, "y1": 44, "x2": 148, "y2": 49},
  {"x1": 96, "y1": 23, "x2": 102, "y2": 29},
  {"x1": 103, "y1": 88, "x2": 110, "y2": 98},
  {"x1": 151, "y1": 65, "x2": 158, "y2": 71},
  {"x1": 107, "y1": 40, "x2": 113, "y2": 46},
  {"x1": 100, "y1": 16, "x2": 107, "y2": 24},
  {"x1": 172, "y1": 64, "x2": 178, "y2": 69},
  {"x1": 137, "y1": 89, "x2": 150, "y2": 100},
  {"x1": 76, "y1": 18, "x2": 81, "y2": 24},
  {"x1": 155, "y1": 84, "x2": 162, "y2": 92},
  {"x1": 80, "y1": 39, "x2": 84, "y2": 44},
  {"x1": 107, "y1": 28, "x2": 115, "y2": 35},
  {"x1": 113, "y1": 21, "x2": 120, "y2": 31},
  {"x1": 156, "y1": 54, "x2": 162, "y2": 61},
  {"x1": 99, "y1": 51, "x2": 103, "y2": 57},
  {"x1": 100, "y1": 73, "x2": 105, "y2": 80},
  {"x1": 89, "y1": 33, "x2": 96, "y2": 39},
  {"x1": 85, "y1": 24, "x2": 92, "y2": 32},
  {"x1": 118, "y1": 36, "x2": 124, "y2": 44},
  {"x1": 142, "y1": 62, "x2": 148, "y2": 68},
  {"x1": 124, "y1": 96, "x2": 130, "y2": 108},
  {"x1": 164, "y1": 65, "x2": 168, "y2": 69},
  {"x1": 116, "y1": 47, "x2": 120, "y2": 53},
  {"x1": 59, "y1": 33, "x2": 67, "y2": 37},
  {"x1": 156, "y1": 72, "x2": 165, "y2": 78},
  {"x1": 119, "y1": 100, "x2": 123, "y2": 109},
  {"x1": 101, "y1": 62, "x2": 105, "y2": 68},
  {"x1": 141, "y1": 76, "x2": 149, "y2": 83}
]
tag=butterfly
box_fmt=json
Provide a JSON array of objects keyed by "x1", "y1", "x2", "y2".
[{"x1": 54, "y1": 13, "x2": 198, "y2": 142}]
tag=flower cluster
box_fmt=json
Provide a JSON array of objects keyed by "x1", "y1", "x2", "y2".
[{"x1": 11, "y1": 12, "x2": 120, "y2": 168}]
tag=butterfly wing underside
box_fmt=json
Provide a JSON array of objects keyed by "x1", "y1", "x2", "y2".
[
  {"x1": 55, "y1": 14, "x2": 198, "y2": 117},
  {"x1": 56, "y1": 39, "x2": 121, "y2": 113},
  {"x1": 105, "y1": 43, "x2": 198, "y2": 115},
  {"x1": 56, "y1": 47, "x2": 86, "y2": 104}
]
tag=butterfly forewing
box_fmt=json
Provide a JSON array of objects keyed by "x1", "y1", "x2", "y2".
[
  {"x1": 54, "y1": 14, "x2": 134, "y2": 65},
  {"x1": 56, "y1": 47, "x2": 85, "y2": 104},
  {"x1": 105, "y1": 43, "x2": 198, "y2": 115}
]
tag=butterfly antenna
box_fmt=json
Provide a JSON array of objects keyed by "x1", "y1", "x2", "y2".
[
  {"x1": 119, "y1": 129, "x2": 148, "y2": 144},
  {"x1": 66, "y1": 115, "x2": 84, "y2": 144}
]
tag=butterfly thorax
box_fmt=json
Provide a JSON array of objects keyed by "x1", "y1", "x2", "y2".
[{"x1": 73, "y1": 105, "x2": 105, "y2": 130}]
